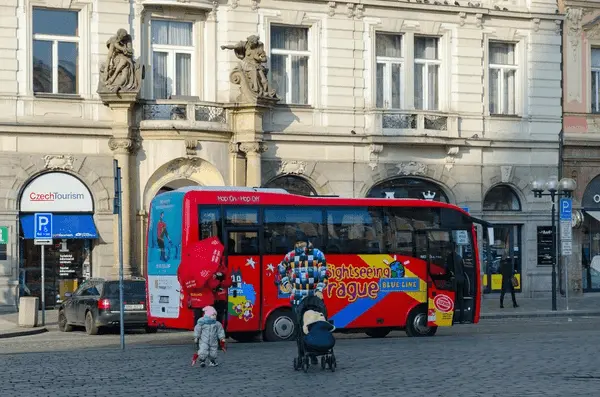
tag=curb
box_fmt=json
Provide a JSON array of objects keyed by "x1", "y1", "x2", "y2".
[
  {"x1": 481, "y1": 311, "x2": 600, "y2": 320},
  {"x1": 0, "y1": 327, "x2": 49, "y2": 339}
]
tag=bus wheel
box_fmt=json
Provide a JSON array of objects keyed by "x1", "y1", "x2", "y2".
[
  {"x1": 229, "y1": 332, "x2": 259, "y2": 343},
  {"x1": 365, "y1": 328, "x2": 391, "y2": 338},
  {"x1": 406, "y1": 307, "x2": 437, "y2": 337},
  {"x1": 264, "y1": 309, "x2": 295, "y2": 342}
]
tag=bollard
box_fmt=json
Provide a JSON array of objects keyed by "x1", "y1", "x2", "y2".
[{"x1": 18, "y1": 297, "x2": 39, "y2": 328}]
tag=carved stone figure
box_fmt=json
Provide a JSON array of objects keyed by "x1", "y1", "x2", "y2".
[
  {"x1": 221, "y1": 35, "x2": 279, "y2": 103},
  {"x1": 98, "y1": 29, "x2": 144, "y2": 93}
]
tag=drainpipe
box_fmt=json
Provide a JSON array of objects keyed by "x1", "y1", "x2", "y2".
[{"x1": 557, "y1": 18, "x2": 565, "y2": 296}]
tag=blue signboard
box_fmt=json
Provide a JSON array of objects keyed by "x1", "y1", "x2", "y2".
[
  {"x1": 461, "y1": 207, "x2": 470, "y2": 213},
  {"x1": 34, "y1": 213, "x2": 53, "y2": 239},
  {"x1": 559, "y1": 198, "x2": 572, "y2": 221}
]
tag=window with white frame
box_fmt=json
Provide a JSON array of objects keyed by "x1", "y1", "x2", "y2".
[
  {"x1": 151, "y1": 20, "x2": 194, "y2": 99},
  {"x1": 375, "y1": 34, "x2": 403, "y2": 109},
  {"x1": 32, "y1": 8, "x2": 79, "y2": 94},
  {"x1": 270, "y1": 25, "x2": 310, "y2": 105},
  {"x1": 489, "y1": 42, "x2": 517, "y2": 115},
  {"x1": 414, "y1": 36, "x2": 440, "y2": 111},
  {"x1": 592, "y1": 48, "x2": 600, "y2": 113}
]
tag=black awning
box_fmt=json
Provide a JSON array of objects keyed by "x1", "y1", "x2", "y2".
[{"x1": 468, "y1": 216, "x2": 494, "y2": 229}]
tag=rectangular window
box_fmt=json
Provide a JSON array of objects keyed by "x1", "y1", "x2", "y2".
[
  {"x1": 376, "y1": 34, "x2": 403, "y2": 109},
  {"x1": 198, "y1": 207, "x2": 222, "y2": 241},
  {"x1": 0, "y1": 244, "x2": 6, "y2": 261},
  {"x1": 326, "y1": 208, "x2": 384, "y2": 254},
  {"x1": 151, "y1": 20, "x2": 194, "y2": 99},
  {"x1": 227, "y1": 231, "x2": 259, "y2": 255},
  {"x1": 264, "y1": 207, "x2": 324, "y2": 254},
  {"x1": 414, "y1": 36, "x2": 440, "y2": 110},
  {"x1": 270, "y1": 25, "x2": 310, "y2": 105},
  {"x1": 32, "y1": 8, "x2": 79, "y2": 94},
  {"x1": 225, "y1": 208, "x2": 258, "y2": 225},
  {"x1": 489, "y1": 42, "x2": 517, "y2": 115},
  {"x1": 592, "y1": 48, "x2": 600, "y2": 113}
]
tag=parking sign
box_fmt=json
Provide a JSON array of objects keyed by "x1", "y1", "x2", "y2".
[
  {"x1": 559, "y1": 198, "x2": 572, "y2": 221},
  {"x1": 34, "y1": 213, "x2": 53, "y2": 239}
]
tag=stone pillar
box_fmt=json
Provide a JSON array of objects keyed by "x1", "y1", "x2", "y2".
[
  {"x1": 97, "y1": 27, "x2": 144, "y2": 276},
  {"x1": 108, "y1": 135, "x2": 138, "y2": 276},
  {"x1": 240, "y1": 142, "x2": 268, "y2": 187}
]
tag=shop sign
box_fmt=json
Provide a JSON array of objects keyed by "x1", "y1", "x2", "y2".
[
  {"x1": 20, "y1": 172, "x2": 93, "y2": 212},
  {"x1": 0, "y1": 227, "x2": 7, "y2": 244}
]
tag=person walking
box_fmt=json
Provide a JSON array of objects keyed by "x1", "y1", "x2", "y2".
[{"x1": 500, "y1": 258, "x2": 519, "y2": 308}]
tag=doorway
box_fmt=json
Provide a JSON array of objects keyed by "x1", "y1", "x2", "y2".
[{"x1": 484, "y1": 224, "x2": 522, "y2": 293}]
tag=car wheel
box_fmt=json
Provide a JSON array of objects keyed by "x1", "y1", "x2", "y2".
[
  {"x1": 85, "y1": 311, "x2": 99, "y2": 335},
  {"x1": 263, "y1": 308, "x2": 295, "y2": 342},
  {"x1": 58, "y1": 310, "x2": 73, "y2": 332}
]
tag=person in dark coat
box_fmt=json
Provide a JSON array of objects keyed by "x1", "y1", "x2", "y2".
[
  {"x1": 446, "y1": 243, "x2": 466, "y2": 323},
  {"x1": 500, "y1": 258, "x2": 519, "y2": 308}
]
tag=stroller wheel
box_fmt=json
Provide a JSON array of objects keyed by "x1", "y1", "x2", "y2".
[
  {"x1": 293, "y1": 357, "x2": 299, "y2": 371},
  {"x1": 320, "y1": 356, "x2": 326, "y2": 370},
  {"x1": 302, "y1": 357, "x2": 309, "y2": 373},
  {"x1": 328, "y1": 354, "x2": 336, "y2": 372}
]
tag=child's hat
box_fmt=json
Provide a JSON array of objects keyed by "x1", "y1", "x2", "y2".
[{"x1": 203, "y1": 305, "x2": 217, "y2": 317}]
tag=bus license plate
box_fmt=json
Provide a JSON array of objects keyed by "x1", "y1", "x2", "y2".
[{"x1": 124, "y1": 304, "x2": 144, "y2": 310}]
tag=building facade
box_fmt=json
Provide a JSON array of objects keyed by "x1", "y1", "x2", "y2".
[
  {"x1": 560, "y1": 0, "x2": 600, "y2": 295},
  {"x1": 0, "y1": 0, "x2": 563, "y2": 308}
]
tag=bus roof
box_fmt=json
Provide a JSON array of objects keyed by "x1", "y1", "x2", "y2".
[{"x1": 168, "y1": 186, "x2": 471, "y2": 216}]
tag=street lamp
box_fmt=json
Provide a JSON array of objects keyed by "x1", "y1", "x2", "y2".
[{"x1": 531, "y1": 177, "x2": 577, "y2": 311}]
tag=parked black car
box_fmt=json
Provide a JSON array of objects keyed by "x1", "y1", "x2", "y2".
[{"x1": 57, "y1": 277, "x2": 156, "y2": 335}]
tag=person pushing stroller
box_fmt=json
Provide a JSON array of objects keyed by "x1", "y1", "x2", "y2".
[{"x1": 278, "y1": 240, "x2": 330, "y2": 366}]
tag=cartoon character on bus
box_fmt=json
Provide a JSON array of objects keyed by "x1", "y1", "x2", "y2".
[{"x1": 228, "y1": 268, "x2": 256, "y2": 322}]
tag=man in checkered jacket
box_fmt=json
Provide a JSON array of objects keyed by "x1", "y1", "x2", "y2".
[{"x1": 278, "y1": 240, "x2": 328, "y2": 308}]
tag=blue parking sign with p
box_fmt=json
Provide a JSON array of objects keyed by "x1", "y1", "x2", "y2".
[
  {"x1": 34, "y1": 213, "x2": 53, "y2": 239},
  {"x1": 559, "y1": 198, "x2": 572, "y2": 221}
]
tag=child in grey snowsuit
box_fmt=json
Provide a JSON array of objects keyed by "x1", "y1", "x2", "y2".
[{"x1": 193, "y1": 305, "x2": 226, "y2": 367}]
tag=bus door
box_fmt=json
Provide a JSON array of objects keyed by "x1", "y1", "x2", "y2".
[
  {"x1": 414, "y1": 230, "x2": 456, "y2": 328},
  {"x1": 224, "y1": 226, "x2": 262, "y2": 333}
]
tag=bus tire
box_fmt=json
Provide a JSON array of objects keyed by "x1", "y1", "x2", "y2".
[
  {"x1": 365, "y1": 328, "x2": 391, "y2": 338},
  {"x1": 264, "y1": 308, "x2": 296, "y2": 342},
  {"x1": 405, "y1": 306, "x2": 437, "y2": 337}
]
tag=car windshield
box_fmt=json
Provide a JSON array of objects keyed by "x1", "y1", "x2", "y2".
[{"x1": 103, "y1": 281, "x2": 146, "y2": 298}]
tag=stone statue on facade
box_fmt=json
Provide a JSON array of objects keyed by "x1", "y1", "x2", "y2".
[
  {"x1": 221, "y1": 35, "x2": 279, "y2": 103},
  {"x1": 98, "y1": 28, "x2": 144, "y2": 94}
]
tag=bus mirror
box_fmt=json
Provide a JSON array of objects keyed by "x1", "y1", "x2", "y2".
[{"x1": 232, "y1": 290, "x2": 237, "y2": 298}]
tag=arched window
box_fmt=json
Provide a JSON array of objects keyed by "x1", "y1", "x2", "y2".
[
  {"x1": 483, "y1": 185, "x2": 521, "y2": 211},
  {"x1": 263, "y1": 175, "x2": 317, "y2": 196},
  {"x1": 366, "y1": 177, "x2": 449, "y2": 202}
]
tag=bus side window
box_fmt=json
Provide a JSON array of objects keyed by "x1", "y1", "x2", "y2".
[
  {"x1": 326, "y1": 208, "x2": 384, "y2": 254},
  {"x1": 199, "y1": 207, "x2": 222, "y2": 241},
  {"x1": 384, "y1": 208, "x2": 414, "y2": 256},
  {"x1": 264, "y1": 208, "x2": 324, "y2": 254}
]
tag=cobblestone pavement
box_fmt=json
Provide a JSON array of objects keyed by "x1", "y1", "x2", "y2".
[{"x1": 1, "y1": 317, "x2": 599, "y2": 397}]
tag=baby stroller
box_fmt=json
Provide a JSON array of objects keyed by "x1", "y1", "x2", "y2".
[{"x1": 293, "y1": 295, "x2": 337, "y2": 372}]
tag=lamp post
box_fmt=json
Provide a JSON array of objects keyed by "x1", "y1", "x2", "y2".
[{"x1": 531, "y1": 177, "x2": 577, "y2": 311}]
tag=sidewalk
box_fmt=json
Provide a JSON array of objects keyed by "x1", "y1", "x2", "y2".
[
  {"x1": 0, "y1": 310, "x2": 56, "y2": 339},
  {"x1": 480, "y1": 294, "x2": 600, "y2": 319}
]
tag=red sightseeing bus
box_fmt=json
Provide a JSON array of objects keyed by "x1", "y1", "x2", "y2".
[{"x1": 145, "y1": 187, "x2": 483, "y2": 342}]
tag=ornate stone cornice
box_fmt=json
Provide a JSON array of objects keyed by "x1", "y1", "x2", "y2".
[
  {"x1": 109, "y1": 137, "x2": 139, "y2": 154},
  {"x1": 239, "y1": 141, "x2": 268, "y2": 155}
]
